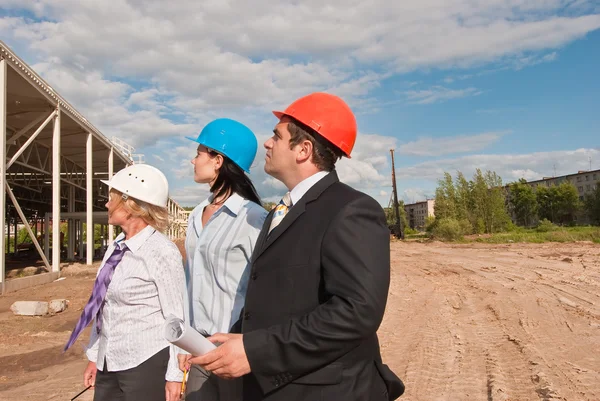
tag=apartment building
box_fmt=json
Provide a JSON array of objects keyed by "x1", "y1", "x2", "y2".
[
  {"x1": 526, "y1": 169, "x2": 599, "y2": 201},
  {"x1": 404, "y1": 199, "x2": 435, "y2": 230},
  {"x1": 507, "y1": 168, "x2": 599, "y2": 224}
]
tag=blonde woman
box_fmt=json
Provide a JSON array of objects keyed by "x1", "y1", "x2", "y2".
[{"x1": 64, "y1": 164, "x2": 185, "y2": 401}]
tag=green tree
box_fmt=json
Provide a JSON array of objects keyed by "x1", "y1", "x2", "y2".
[
  {"x1": 509, "y1": 179, "x2": 538, "y2": 227},
  {"x1": 455, "y1": 171, "x2": 474, "y2": 233},
  {"x1": 471, "y1": 169, "x2": 511, "y2": 233},
  {"x1": 584, "y1": 184, "x2": 600, "y2": 225},
  {"x1": 384, "y1": 200, "x2": 408, "y2": 234},
  {"x1": 537, "y1": 182, "x2": 580, "y2": 224},
  {"x1": 434, "y1": 172, "x2": 458, "y2": 220},
  {"x1": 536, "y1": 186, "x2": 554, "y2": 222},
  {"x1": 554, "y1": 182, "x2": 580, "y2": 224},
  {"x1": 454, "y1": 172, "x2": 471, "y2": 221}
]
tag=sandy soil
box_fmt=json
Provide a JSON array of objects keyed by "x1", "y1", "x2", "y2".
[{"x1": 1, "y1": 240, "x2": 599, "y2": 401}]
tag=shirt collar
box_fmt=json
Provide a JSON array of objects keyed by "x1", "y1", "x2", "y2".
[
  {"x1": 289, "y1": 171, "x2": 329, "y2": 206},
  {"x1": 207, "y1": 192, "x2": 245, "y2": 216},
  {"x1": 113, "y1": 225, "x2": 156, "y2": 254}
]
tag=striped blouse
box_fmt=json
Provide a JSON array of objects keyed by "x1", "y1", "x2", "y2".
[
  {"x1": 85, "y1": 225, "x2": 185, "y2": 382},
  {"x1": 184, "y1": 192, "x2": 267, "y2": 337}
]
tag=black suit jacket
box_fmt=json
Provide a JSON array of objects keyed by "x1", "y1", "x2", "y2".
[{"x1": 238, "y1": 171, "x2": 404, "y2": 401}]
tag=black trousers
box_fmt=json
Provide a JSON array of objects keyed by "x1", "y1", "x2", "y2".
[{"x1": 93, "y1": 347, "x2": 169, "y2": 401}]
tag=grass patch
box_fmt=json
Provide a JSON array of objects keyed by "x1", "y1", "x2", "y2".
[{"x1": 470, "y1": 226, "x2": 600, "y2": 244}]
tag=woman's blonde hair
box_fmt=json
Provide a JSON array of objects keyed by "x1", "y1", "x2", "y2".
[{"x1": 109, "y1": 188, "x2": 169, "y2": 232}]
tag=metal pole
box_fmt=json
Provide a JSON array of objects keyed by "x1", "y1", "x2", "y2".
[
  {"x1": 68, "y1": 185, "x2": 75, "y2": 259},
  {"x1": 78, "y1": 220, "x2": 84, "y2": 260},
  {"x1": 44, "y1": 213, "x2": 50, "y2": 261},
  {"x1": 107, "y1": 147, "x2": 114, "y2": 244},
  {"x1": 52, "y1": 106, "x2": 61, "y2": 273},
  {"x1": 13, "y1": 214, "x2": 17, "y2": 256},
  {"x1": 86, "y1": 133, "x2": 93, "y2": 264},
  {"x1": 389, "y1": 149, "x2": 404, "y2": 239},
  {"x1": 0, "y1": 57, "x2": 7, "y2": 292}
]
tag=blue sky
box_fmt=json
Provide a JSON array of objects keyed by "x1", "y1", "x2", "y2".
[{"x1": 1, "y1": 1, "x2": 599, "y2": 207}]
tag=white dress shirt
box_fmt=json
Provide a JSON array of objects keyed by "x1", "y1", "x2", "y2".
[
  {"x1": 184, "y1": 193, "x2": 267, "y2": 338},
  {"x1": 289, "y1": 171, "x2": 329, "y2": 205},
  {"x1": 85, "y1": 225, "x2": 185, "y2": 382}
]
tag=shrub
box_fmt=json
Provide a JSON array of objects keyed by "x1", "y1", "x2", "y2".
[
  {"x1": 404, "y1": 227, "x2": 419, "y2": 235},
  {"x1": 425, "y1": 216, "x2": 436, "y2": 233},
  {"x1": 458, "y1": 218, "x2": 473, "y2": 235},
  {"x1": 432, "y1": 218, "x2": 463, "y2": 241},
  {"x1": 536, "y1": 218, "x2": 557, "y2": 233}
]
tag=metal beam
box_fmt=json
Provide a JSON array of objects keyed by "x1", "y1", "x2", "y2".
[
  {"x1": 5, "y1": 182, "x2": 51, "y2": 271},
  {"x1": 0, "y1": 57, "x2": 5, "y2": 290},
  {"x1": 11, "y1": 161, "x2": 88, "y2": 191},
  {"x1": 6, "y1": 110, "x2": 56, "y2": 169},
  {"x1": 7, "y1": 112, "x2": 49, "y2": 144},
  {"x1": 52, "y1": 106, "x2": 61, "y2": 273},
  {"x1": 86, "y1": 132, "x2": 93, "y2": 265}
]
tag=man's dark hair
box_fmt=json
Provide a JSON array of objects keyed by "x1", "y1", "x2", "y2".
[{"x1": 287, "y1": 119, "x2": 343, "y2": 171}]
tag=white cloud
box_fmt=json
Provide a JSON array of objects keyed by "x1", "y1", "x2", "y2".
[
  {"x1": 2, "y1": 1, "x2": 598, "y2": 116},
  {"x1": 404, "y1": 86, "x2": 483, "y2": 104},
  {"x1": 396, "y1": 148, "x2": 600, "y2": 184},
  {"x1": 402, "y1": 188, "x2": 432, "y2": 204},
  {"x1": 1, "y1": 0, "x2": 598, "y2": 205},
  {"x1": 398, "y1": 131, "x2": 509, "y2": 156},
  {"x1": 170, "y1": 184, "x2": 211, "y2": 206}
]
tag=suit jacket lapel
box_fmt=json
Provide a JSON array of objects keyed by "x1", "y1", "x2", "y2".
[
  {"x1": 254, "y1": 171, "x2": 340, "y2": 259},
  {"x1": 251, "y1": 209, "x2": 274, "y2": 264}
]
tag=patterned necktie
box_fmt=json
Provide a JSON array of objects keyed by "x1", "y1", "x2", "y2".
[
  {"x1": 269, "y1": 192, "x2": 292, "y2": 234},
  {"x1": 63, "y1": 244, "x2": 128, "y2": 351}
]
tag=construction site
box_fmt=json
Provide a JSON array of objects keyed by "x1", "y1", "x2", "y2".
[
  {"x1": 1, "y1": 43, "x2": 599, "y2": 401},
  {"x1": 0, "y1": 41, "x2": 187, "y2": 296}
]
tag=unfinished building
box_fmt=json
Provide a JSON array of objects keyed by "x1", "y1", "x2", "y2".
[{"x1": 1, "y1": 41, "x2": 187, "y2": 294}]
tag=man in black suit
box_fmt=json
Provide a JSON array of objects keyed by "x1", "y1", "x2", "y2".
[{"x1": 189, "y1": 92, "x2": 404, "y2": 401}]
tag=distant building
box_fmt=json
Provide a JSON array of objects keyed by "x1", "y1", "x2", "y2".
[
  {"x1": 404, "y1": 199, "x2": 435, "y2": 230},
  {"x1": 507, "y1": 169, "x2": 599, "y2": 224},
  {"x1": 525, "y1": 169, "x2": 599, "y2": 201}
]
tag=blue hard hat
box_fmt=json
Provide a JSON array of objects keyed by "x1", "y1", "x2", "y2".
[{"x1": 186, "y1": 118, "x2": 258, "y2": 173}]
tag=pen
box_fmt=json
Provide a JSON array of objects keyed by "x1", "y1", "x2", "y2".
[
  {"x1": 180, "y1": 368, "x2": 189, "y2": 399},
  {"x1": 71, "y1": 385, "x2": 92, "y2": 401}
]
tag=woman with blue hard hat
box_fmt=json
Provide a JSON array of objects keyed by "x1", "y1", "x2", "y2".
[{"x1": 177, "y1": 118, "x2": 267, "y2": 400}]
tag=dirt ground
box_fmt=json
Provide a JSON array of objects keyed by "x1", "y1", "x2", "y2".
[{"x1": 0, "y1": 240, "x2": 599, "y2": 401}]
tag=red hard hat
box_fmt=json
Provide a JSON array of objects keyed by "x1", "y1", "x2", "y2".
[{"x1": 273, "y1": 92, "x2": 357, "y2": 158}]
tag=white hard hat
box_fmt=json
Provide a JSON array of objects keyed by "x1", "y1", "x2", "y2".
[{"x1": 101, "y1": 164, "x2": 169, "y2": 207}]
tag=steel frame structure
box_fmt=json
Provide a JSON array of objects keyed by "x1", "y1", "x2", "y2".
[{"x1": 1, "y1": 41, "x2": 186, "y2": 293}]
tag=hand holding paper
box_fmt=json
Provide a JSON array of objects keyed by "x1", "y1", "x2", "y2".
[
  {"x1": 164, "y1": 315, "x2": 216, "y2": 356},
  {"x1": 187, "y1": 333, "x2": 251, "y2": 379}
]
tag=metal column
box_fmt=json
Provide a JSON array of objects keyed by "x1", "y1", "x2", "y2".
[
  {"x1": 108, "y1": 147, "x2": 114, "y2": 244},
  {"x1": 52, "y1": 107, "x2": 61, "y2": 272},
  {"x1": 0, "y1": 58, "x2": 7, "y2": 291},
  {"x1": 86, "y1": 133, "x2": 93, "y2": 264},
  {"x1": 68, "y1": 186, "x2": 75, "y2": 259}
]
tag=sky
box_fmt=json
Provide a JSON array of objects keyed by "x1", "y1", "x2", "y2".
[{"x1": 1, "y1": 0, "x2": 599, "y2": 207}]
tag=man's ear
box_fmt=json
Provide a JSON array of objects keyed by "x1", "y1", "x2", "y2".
[{"x1": 296, "y1": 139, "x2": 313, "y2": 163}]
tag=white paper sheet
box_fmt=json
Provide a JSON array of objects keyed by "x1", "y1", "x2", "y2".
[{"x1": 164, "y1": 315, "x2": 217, "y2": 356}]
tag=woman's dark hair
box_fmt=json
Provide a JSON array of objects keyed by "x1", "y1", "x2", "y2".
[{"x1": 208, "y1": 150, "x2": 261, "y2": 205}]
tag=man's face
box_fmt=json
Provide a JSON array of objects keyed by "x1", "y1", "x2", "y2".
[{"x1": 264, "y1": 116, "x2": 298, "y2": 180}]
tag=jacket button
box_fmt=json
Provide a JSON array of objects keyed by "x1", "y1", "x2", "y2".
[
  {"x1": 251, "y1": 272, "x2": 257, "y2": 280},
  {"x1": 244, "y1": 312, "x2": 250, "y2": 320}
]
